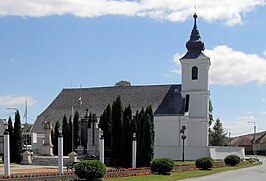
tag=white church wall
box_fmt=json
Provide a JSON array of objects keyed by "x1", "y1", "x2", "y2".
[
  {"x1": 154, "y1": 115, "x2": 181, "y2": 147},
  {"x1": 186, "y1": 119, "x2": 208, "y2": 147},
  {"x1": 154, "y1": 146, "x2": 210, "y2": 160},
  {"x1": 209, "y1": 146, "x2": 245, "y2": 160}
]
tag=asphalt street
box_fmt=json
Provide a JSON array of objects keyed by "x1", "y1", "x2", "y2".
[{"x1": 181, "y1": 158, "x2": 266, "y2": 181}]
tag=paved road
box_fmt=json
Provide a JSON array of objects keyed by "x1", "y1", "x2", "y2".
[{"x1": 181, "y1": 158, "x2": 266, "y2": 181}]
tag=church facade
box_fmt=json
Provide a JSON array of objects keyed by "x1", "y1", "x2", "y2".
[{"x1": 31, "y1": 14, "x2": 244, "y2": 160}]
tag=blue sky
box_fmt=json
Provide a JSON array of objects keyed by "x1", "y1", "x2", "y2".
[{"x1": 0, "y1": 0, "x2": 266, "y2": 137}]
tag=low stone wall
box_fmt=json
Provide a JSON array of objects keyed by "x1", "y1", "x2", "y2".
[
  {"x1": 155, "y1": 146, "x2": 245, "y2": 160},
  {"x1": 209, "y1": 146, "x2": 245, "y2": 160}
]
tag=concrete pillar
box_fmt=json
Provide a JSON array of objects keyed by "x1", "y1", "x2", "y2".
[
  {"x1": 58, "y1": 134, "x2": 63, "y2": 175},
  {"x1": 4, "y1": 128, "x2": 10, "y2": 175},
  {"x1": 132, "y1": 133, "x2": 137, "y2": 168},
  {"x1": 99, "y1": 137, "x2": 104, "y2": 163}
]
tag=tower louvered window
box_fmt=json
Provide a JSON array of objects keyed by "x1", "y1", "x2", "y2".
[{"x1": 192, "y1": 66, "x2": 198, "y2": 80}]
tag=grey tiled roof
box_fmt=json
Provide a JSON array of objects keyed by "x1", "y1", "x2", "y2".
[
  {"x1": 0, "y1": 119, "x2": 5, "y2": 135},
  {"x1": 31, "y1": 84, "x2": 184, "y2": 133}
]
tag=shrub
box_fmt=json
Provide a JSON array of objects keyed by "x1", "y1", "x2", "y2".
[
  {"x1": 151, "y1": 158, "x2": 175, "y2": 175},
  {"x1": 224, "y1": 155, "x2": 240, "y2": 166},
  {"x1": 75, "y1": 160, "x2": 106, "y2": 180},
  {"x1": 195, "y1": 157, "x2": 214, "y2": 170}
]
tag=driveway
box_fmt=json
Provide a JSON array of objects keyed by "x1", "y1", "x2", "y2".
[{"x1": 181, "y1": 158, "x2": 266, "y2": 181}]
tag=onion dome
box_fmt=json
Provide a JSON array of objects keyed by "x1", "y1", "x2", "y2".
[{"x1": 185, "y1": 13, "x2": 205, "y2": 52}]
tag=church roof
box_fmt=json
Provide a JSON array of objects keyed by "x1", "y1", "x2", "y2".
[
  {"x1": 0, "y1": 119, "x2": 5, "y2": 135},
  {"x1": 181, "y1": 13, "x2": 208, "y2": 60},
  {"x1": 31, "y1": 84, "x2": 185, "y2": 133}
]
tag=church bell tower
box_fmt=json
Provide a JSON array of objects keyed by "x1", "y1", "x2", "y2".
[{"x1": 180, "y1": 13, "x2": 211, "y2": 146}]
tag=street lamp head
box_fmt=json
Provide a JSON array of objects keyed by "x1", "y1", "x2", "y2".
[
  {"x1": 58, "y1": 127, "x2": 62, "y2": 134},
  {"x1": 133, "y1": 133, "x2": 136, "y2": 139}
]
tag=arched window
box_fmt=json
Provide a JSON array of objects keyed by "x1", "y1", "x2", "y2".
[{"x1": 192, "y1": 66, "x2": 198, "y2": 80}]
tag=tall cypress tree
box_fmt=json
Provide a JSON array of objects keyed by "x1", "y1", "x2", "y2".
[
  {"x1": 13, "y1": 111, "x2": 22, "y2": 163},
  {"x1": 62, "y1": 115, "x2": 69, "y2": 155},
  {"x1": 146, "y1": 105, "x2": 154, "y2": 144},
  {"x1": 68, "y1": 116, "x2": 73, "y2": 153},
  {"x1": 111, "y1": 96, "x2": 123, "y2": 165},
  {"x1": 53, "y1": 121, "x2": 60, "y2": 155},
  {"x1": 136, "y1": 108, "x2": 145, "y2": 167},
  {"x1": 8, "y1": 116, "x2": 14, "y2": 163},
  {"x1": 120, "y1": 105, "x2": 133, "y2": 167},
  {"x1": 99, "y1": 104, "x2": 112, "y2": 155},
  {"x1": 142, "y1": 112, "x2": 153, "y2": 166},
  {"x1": 73, "y1": 111, "x2": 80, "y2": 148}
]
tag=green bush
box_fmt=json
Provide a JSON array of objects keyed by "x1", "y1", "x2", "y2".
[
  {"x1": 75, "y1": 160, "x2": 106, "y2": 180},
  {"x1": 151, "y1": 158, "x2": 175, "y2": 175},
  {"x1": 195, "y1": 157, "x2": 214, "y2": 170},
  {"x1": 224, "y1": 155, "x2": 240, "y2": 166}
]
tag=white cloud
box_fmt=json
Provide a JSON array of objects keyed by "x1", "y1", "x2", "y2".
[
  {"x1": 0, "y1": 95, "x2": 37, "y2": 107},
  {"x1": 0, "y1": 0, "x2": 265, "y2": 26},
  {"x1": 264, "y1": 50, "x2": 266, "y2": 58},
  {"x1": 262, "y1": 111, "x2": 266, "y2": 115},
  {"x1": 172, "y1": 45, "x2": 266, "y2": 85},
  {"x1": 207, "y1": 46, "x2": 266, "y2": 85}
]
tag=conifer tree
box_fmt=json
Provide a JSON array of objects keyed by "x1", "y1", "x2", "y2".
[
  {"x1": 8, "y1": 116, "x2": 14, "y2": 163},
  {"x1": 120, "y1": 105, "x2": 133, "y2": 167},
  {"x1": 73, "y1": 111, "x2": 80, "y2": 148},
  {"x1": 111, "y1": 96, "x2": 123, "y2": 165},
  {"x1": 99, "y1": 104, "x2": 112, "y2": 154},
  {"x1": 142, "y1": 113, "x2": 153, "y2": 166},
  {"x1": 209, "y1": 119, "x2": 227, "y2": 146},
  {"x1": 53, "y1": 120, "x2": 60, "y2": 155},
  {"x1": 62, "y1": 115, "x2": 69, "y2": 155},
  {"x1": 13, "y1": 111, "x2": 22, "y2": 163},
  {"x1": 68, "y1": 116, "x2": 73, "y2": 153},
  {"x1": 136, "y1": 108, "x2": 145, "y2": 167}
]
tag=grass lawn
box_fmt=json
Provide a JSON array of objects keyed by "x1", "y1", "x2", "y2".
[
  {"x1": 106, "y1": 162, "x2": 261, "y2": 181},
  {"x1": 175, "y1": 161, "x2": 195, "y2": 165}
]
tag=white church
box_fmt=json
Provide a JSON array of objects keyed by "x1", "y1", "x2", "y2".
[{"x1": 30, "y1": 14, "x2": 244, "y2": 160}]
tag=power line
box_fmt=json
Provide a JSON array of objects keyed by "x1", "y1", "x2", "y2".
[{"x1": 231, "y1": 128, "x2": 253, "y2": 137}]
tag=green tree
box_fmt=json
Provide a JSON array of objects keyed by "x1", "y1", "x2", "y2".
[
  {"x1": 13, "y1": 111, "x2": 22, "y2": 163},
  {"x1": 68, "y1": 116, "x2": 73, "y2": 153},
  {"x1": 53, "y1": 120, "x2": 60, "y2": 155},
  {"x1": 62, "y1": 115, "x2": 69, "y2": 155},
  {"x1": 120, "y1": 105, "x2": 133, "y2": 167},
  {"x1": 7, "y1": 116, "x2": 15, "y2": 163},
  {"x1": 136, "y1": 108, "x2": 145, "y2": 167},
  {"x1": 114, "y1": 80, "x2": 131, "y2": 86},
  {"x1": 99, "y1": 104, "x2": 112, "y2": 155},
  {"x1": 209, "y1": 119, "x2": 227, "y2": 146},
  {"x1": 142, "y1": 112, "x2": 154, "y2": 166},
  {"x1": 111, "y1": 96, "x2": 123, "y2": 165},
  {"x1": 73, "y1": 110, "x2": 80, "y2": 148},
  {"x1": 135, "y1": 106, "x2": 154, "y2": 167},
  {"x1": 209, "y1": 100, "x2": 214, "y2": 126}
]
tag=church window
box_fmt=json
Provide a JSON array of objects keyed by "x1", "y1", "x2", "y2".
[{"x1": 192, "y1": 66, "x2": 198, "y2": 80}]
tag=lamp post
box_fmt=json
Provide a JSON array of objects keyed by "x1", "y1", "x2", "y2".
[
  {"x1": 248, "y1": 121, "x2": 256, "y2": 156},
  {"x1": 180, "y1": 126, "x2": 186, "y2": 162},
  {"x1": 58, "y1": 127, "x2": 63, "y2": 175},
  {"x1": 132, "y1": 133, "x2": 137, "y2": 168},
  {"x1": 3, "y1": 119, "x2": 10, "y2": 175}
]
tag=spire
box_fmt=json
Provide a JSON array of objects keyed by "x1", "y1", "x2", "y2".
[{"x1": 185, "y1": 13, "x2": 205, "y2": 53}]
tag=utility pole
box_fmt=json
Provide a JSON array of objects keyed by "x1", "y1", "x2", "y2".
[{"x1": 248, "y1": 121, "x2": 256, "y2": 156}]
